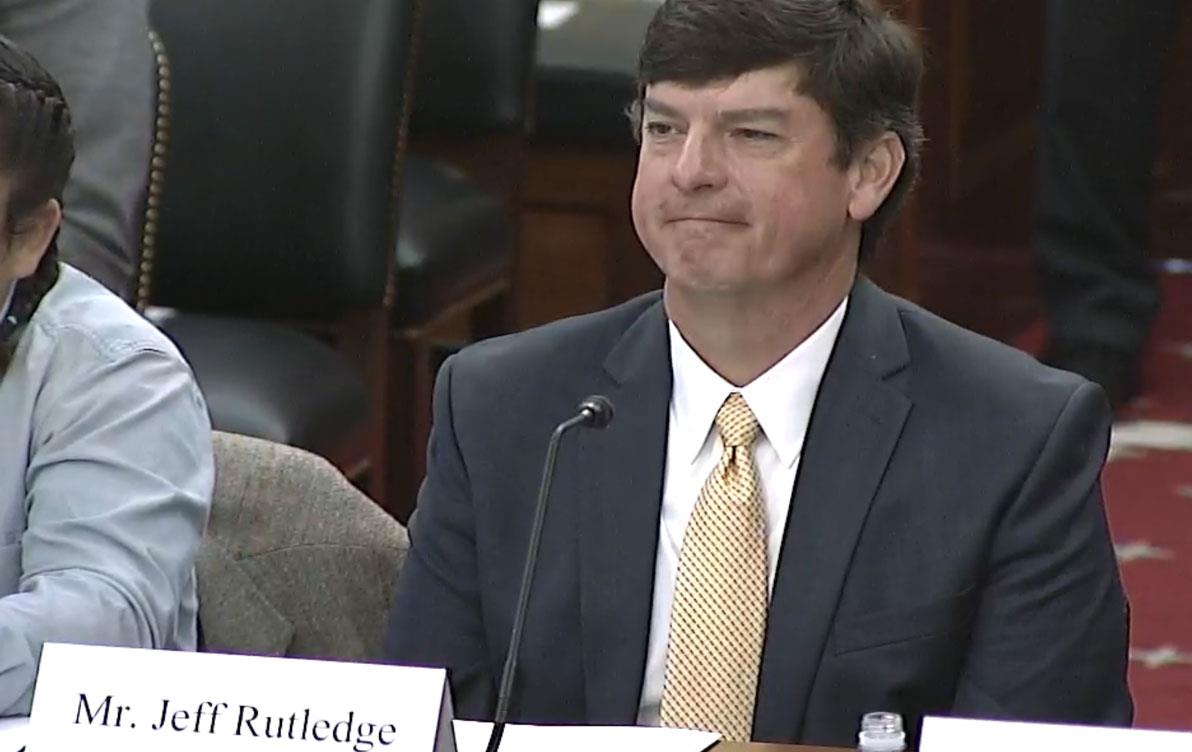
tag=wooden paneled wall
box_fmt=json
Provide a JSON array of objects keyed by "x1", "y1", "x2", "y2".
[
  {"x1": 518, "y1": 146, "x2": 656, "y2": 329},
  {"x1": 898, "y1": 0, "x2": 1045, "y2": 339}
]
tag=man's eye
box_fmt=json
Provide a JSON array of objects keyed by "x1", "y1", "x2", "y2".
[
  {"x1": 735, "y1": 128, "x2": 779, "y2": 141},
  {"x1": 645, "y1": 122, "x2": 676, "y2": 137}
]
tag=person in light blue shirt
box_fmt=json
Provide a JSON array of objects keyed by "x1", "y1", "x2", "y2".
[{"x1": 0, "y1": 36, "x2": 211, "y2": 714}]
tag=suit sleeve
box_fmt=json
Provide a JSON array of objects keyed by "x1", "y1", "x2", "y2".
[
  {"x1": 385, "y1": 355, "x2": 495, "y2": 719},
  {"x1": 952, "y1": 382, "x2": 1132, "y2": 723}
]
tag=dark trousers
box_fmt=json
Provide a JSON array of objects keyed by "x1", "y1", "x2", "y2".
[{"x1": 1038, "y1": 0, "x2": 1184, "y2": 352}]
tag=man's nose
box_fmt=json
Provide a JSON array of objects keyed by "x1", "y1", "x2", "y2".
[{"x1": 671, "y1": 130, "x2": 727, "y2": 193}]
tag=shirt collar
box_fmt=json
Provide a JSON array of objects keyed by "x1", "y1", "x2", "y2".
[
  {"x1": 668, "y1": 296, "x2": 849, "y2": 468},
  {"x1": 668, "y1": 321, "x2": 735, "y2": 467}
]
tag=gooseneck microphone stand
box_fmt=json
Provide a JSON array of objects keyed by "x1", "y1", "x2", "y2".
[{"x1": 484, "y1": 396, "x2": 614, "y2": 752}]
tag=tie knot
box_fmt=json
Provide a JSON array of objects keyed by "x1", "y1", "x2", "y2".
[{"x1": 715, "y1": 393, "x2": 760, "y2": 449}]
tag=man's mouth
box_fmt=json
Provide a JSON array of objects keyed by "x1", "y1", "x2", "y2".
[{"x1": 668, "y1": 216, "x2": 746, "y2": 225}]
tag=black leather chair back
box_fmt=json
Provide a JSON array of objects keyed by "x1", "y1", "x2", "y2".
[
  {"x1": 148, "y1": 0, "x2": 415, "y2": 319},
  {"x1": 412, "y1": 0, "x2": 540, "y2": 137}
]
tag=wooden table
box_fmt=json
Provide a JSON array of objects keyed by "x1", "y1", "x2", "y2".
[{"x1": 716, "y1": 744, "x2": 845, "y2": 751}]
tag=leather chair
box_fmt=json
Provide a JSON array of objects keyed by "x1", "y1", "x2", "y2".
[
  {"x1": 141, "y1": 0, "x2": 417, "y2": 502},
  {"x1": 389, "y1": 0, "x2": 541, "y2": 519},
  {"x1": 533, "y1": 0, "x2": 648, "y2": 148},
  {"x1": 199, "y1": 432, "x2": 408, "y2": 660}
]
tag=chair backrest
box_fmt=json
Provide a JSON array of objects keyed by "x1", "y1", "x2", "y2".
[
  {"x1": 198, "y1": 431, "x2": 408, "y2": 660},
  {"x1": 412, "y1": 0, "x2": 541, "y2": 138},
  {"x1": 147, "y1": 0, "x2": 417, "y2": 320}
]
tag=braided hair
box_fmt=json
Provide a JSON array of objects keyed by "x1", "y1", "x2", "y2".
[{"x1": 0, "y1": 34, "x2": 75, "y2": 376}]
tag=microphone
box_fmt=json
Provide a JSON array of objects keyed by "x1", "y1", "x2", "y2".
[
  {"x1": 485, "y1": 395, "x2": 615, "y2": 752},
  {"x1": 577, "y1": 394, "x2": 615, "y2": 429}
]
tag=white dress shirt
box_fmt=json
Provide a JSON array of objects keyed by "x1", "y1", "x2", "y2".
[{"x1": 637, "y1": 297, "x2": 848, "y2": 725}]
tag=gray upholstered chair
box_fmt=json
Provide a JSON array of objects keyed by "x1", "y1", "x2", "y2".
[{"x1": 197, "y1": 432, "x2": 408, "y2": 661}]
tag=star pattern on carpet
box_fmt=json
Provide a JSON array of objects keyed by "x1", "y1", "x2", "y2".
[
  {"x1": 1092, "y1": 273, "x2": 1192, "y2": 727},
  {"x1": 1108, "y1": 445, "x2": 1150, "y2": 461},
  {"x1": 1114, "y1": 541, "x2": 1175, "y2": 563},
  {"x1": 1164, "y1": 341, "x2": 1192, "y2": 361},
  {"x1": 1110, "y1": 421, "x2": 1192, "y2": 450},
  {"x1": 1111, "y1": 421, "x2": 1192, "y2": 460},
  {"x1": 1130, "y1": 645, "x2": 1192, "y2": 670}
]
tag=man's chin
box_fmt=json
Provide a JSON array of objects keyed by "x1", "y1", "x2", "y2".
[{"x1": 663, "y1": 273, "x2": 754, "y2": 299}]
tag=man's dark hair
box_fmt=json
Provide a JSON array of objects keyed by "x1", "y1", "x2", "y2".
[
  {"x1": 0, "y1": 34, "x2": 75, "y2": 375},
  {"x1": 630, "y1": 0, "x2": 924, "y2": 258}
]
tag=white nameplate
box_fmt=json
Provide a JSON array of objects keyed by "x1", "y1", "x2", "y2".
[
  {"x1": 921, "y1": 716, "x2": 1192, "y2": 752},
  {"x1": 28, "y1": 643, "x2": 455, "y2": 752}
]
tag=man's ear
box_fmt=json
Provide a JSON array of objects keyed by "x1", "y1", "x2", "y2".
[
  {"x1": 846, "y1": 132, "x2": 906, "y2": 223},
  {"x1": 6, "y1": 198, "x2": 62, "y2": 280}
]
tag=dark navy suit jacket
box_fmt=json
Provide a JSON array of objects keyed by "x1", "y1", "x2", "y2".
[{"x1": 385, "y1": 277, "x2": 1132, "y2": 747}]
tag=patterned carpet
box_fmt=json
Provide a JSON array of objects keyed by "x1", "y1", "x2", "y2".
[
  {"x1": 1018, "y1": 271, "x2": 1192, "y2": 730},
  {"x1": 1107, "y1": 272, "x2": 1192, "y2": 730}
]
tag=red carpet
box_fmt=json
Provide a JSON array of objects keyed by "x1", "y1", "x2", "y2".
[{"x1": 1016, "y1": 272, "x2": 1192, "y2": 730}]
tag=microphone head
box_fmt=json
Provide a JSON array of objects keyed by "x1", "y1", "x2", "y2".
[{"x1": 578, "y1": 395, "x2": 615, "y2": 429}]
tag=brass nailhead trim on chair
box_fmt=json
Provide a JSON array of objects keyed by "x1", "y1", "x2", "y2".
[
  {"x1": 136, "y1": 29, "x2": 172, "y2": 313},
  {"x1": 384, "y1": 0, "x2": 424, "y2": 312}
]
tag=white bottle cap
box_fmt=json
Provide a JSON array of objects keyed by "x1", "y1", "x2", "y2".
[{"x1": 858, "y1": 711, "x2": 906, "y2": 752}]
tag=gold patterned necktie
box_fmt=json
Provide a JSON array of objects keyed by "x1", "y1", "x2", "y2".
[{"x1": 659, "y1": 392, "x2": 768, "y2": 742}]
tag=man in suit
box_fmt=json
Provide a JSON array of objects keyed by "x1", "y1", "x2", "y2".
[{"x1": 386, "y1": 0, "x2": 1132, "y2": 746}]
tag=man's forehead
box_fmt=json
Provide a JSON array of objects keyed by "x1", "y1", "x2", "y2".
[{"x1": 643, "y1": 64, "x2": 809, "y2": 114}]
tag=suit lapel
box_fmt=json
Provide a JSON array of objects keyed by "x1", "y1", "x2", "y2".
[
  {"x1": 753, "y1": 278, "x2": 912, "y2": 742},
  {"x1": 578, "y1": 298, "x2": 672, "y2": 724}
]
